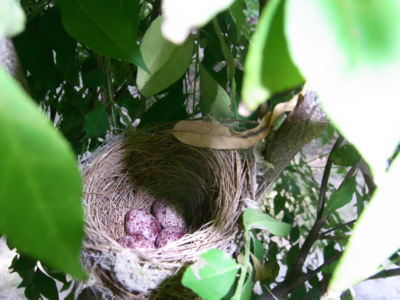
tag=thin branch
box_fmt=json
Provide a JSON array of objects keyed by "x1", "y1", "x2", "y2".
[
  {"x1": 359, "y1": 159, "x2": 377, "y2": 195},
  {"x1": 368, "y1": 268, "x2": 400, "y2": 280},
  {"x1": 319, "y1": 219, "x2": 356, "y2": 237},
  {"x1": 113, "y1": 81, "x2": 128, "y2": 102},
  {"x1": 262, "y1": 252, "x2": 342, "y2": 300},
  {"x1": 316, "y1": 136, "x2": 344, "y2": 219}
]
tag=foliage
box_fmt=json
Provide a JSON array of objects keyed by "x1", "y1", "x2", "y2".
[{"x1": 0, "y1": 0, "x2": 399, "y2": 299}]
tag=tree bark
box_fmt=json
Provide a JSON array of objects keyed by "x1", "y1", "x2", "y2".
[{"x1": 258, "y1": 90, "x2": 329, "y2": 194}]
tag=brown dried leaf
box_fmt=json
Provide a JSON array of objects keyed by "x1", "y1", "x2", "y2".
[{"x1": 170, "y1": 91, "x2": 301, "y2": 149}]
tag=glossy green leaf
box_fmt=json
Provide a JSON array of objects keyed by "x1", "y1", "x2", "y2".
[
  {"x1": 243, "y1": 208, "x2": 291, "y2": 237},
  {"x1": 0, "y1": 0, "x2": 25, "y2": 37},
  {"x1": 136, "y1": 17, "x2": 194, "y2": 97},
  {"x1": 324, "y1": 176, "x2": 357, "y2": 216},
  {"x1": 286, "y1": 0, "x2": 400, "y2": 178},
  {"x1": 182, "y1": 249, "x2": 240, "y2": 300},
  {"x1": 330, "y1": 157, "x2": 400, "y2": 293},
  {"x1": 57, "y1": 0, "x2": 146, "y2": 70},
  {"x1": 331, "y1": 144, "x2": 361, "y2": 167},
  {"x1": 162, "y1": 0, "x2": 234, "y2": 44},
  {"x1": 242, "y1": 0, "x2": 304, "y2": 111},
  {"x1": 0, "y1": 69, "x2": 85, "y2": 279},
  {"x1": 84, "y1": 105, "x2": 110, "y2": 138},
  {"x1": 200, "y1": 65, "x2": 231, "y2": 118}
]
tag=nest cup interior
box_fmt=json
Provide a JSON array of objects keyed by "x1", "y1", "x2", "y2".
[{"x1": 82, "y1": 130, "x2": 246, "y2": 298}]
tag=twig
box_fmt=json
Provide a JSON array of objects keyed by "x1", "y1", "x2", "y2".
[
  {"x1": 262, "y1": 252, "x2": 342, "y2": 300},
  {"x1": 359, "y1": 159, "x2": 377, "y2": 195},
  {"x1": 319, "y1": 220, "x2": 356, "y2": 237},
  {"x1": 368, "y1": 267, "x2": 400, "y2": 280},
  {"x1": 316, "y1": 136, "x2": 344, "y2": 219}
]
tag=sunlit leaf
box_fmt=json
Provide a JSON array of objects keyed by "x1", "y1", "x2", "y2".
[
  {"x1": 0, "y1": 69, "x2": 85, "y2": 279},
  {"x1": 57, "y1": 0, "x2": 146, "y2": 70},
  {"x1": 137, "y1": 17, "x2": 194, "y2": 97},
  {"x1": 162, "y1": 0, "x2": 234, "y2": 44},
  {"x1": 0, "y1": 0, "x2": 25, "y2": 37},
  {"x1": 285, "y1": 0, "x2": 400, "y2": 178},
  {"x1": 329, "y1": 157, "x2": 400, "y2": 293},
  {"x1": 182, "y1": 249, "x2": 240, "y2": 300},
  {"x1": 243, "y1": 208, "x2": 291, "y2": 237},
  {"x1": 241, "y1": 0, "x2": 304, "y2": 112},
  {"x1": 324, "y1": 176, "x2": 357, "y2": 216}
]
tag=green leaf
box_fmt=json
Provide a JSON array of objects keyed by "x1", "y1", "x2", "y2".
[
  {"x1": 0, "y1": 0, "x2": 25, "y2": 37},
  {"x1": 136, "y1": 17, "x2": 194, "y2": 97},
  {"x1": 213, "y1": 19, "x2": 235, "y2": 81},
  {"x1": 242, "y1": 0, "x2": 304, "y2": 111},
  {"x1": 330, "y1": 157, "x2": 400, "y2": 293},
  {"x1": 324, "y1": 176, "x2": 357, "y2": 216},
  {"x1": 229, "y1": 0, "x2": 251, "y2": 41},
  {"x1": 13, "y1": 18, "x2": 63, "y2": 91},
  {"x1": 57, "y1": 0, "x2": 146, "y2": 70},
  {"x1": 285, "y1": 0, "x2": 400, "y2": 178},
  {"x1": 84, "y1": 104, "x2": 110, "y2": 138},
  {"x1": 200, "y1": 65, "x2": 231, "y2": 118},
  {"x1": 243, "y1": 208, "x2": 291, "y2": 237},
  {"x1": 117, "y1": 90, "x2": 142, "y2": 122},
  {"x1": 241, "y1": 265, "x2": 254, "y2": 300},
  {"x1": 138, "y1": 94, "x2": 187, "y2": 128},
  {"x1": 331, "y1": 144, "x2": 361, "y2": 167},
  {"x1": 162, "y1": 0, "x2": 235, "y2": 44},
  {"x1": 33, "y1": 268, "x2": 59, "y2": 300},
  {"x1": 0, "y1": 69, "x2": 85, "y2": 279},
  {"x1": 38, "y1": 8, "x2": 79, "y2": 85},
  {"x1": 182, "y1": 249, "x2": 240, "y2": 300},
  {"x1": 286, "y1": 243, "x2": 299, "y2": 267}
]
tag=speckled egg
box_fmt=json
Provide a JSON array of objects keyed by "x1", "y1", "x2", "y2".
[
  {"x1": 152, "y1": 199, "x2": 186, "y2": 229},
  {"x1": 155, "y1": 226, "x2": 186, "y2": 248},
  {"x1": 125, "y1": 209, "x2": 161, "y2": 243},
  {"x1": 118, "y1": 234, "x2": 156, "y2": 251}
]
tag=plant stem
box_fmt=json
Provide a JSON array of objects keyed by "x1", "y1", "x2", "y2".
[
  {"x1": 316, "y1": 136, "x2": 344, "y2": 219},
  {"x1": 233, "y1": 230, "x2": 252, "y2": 300},
  {"x1": 106, "y1": 58, "x2": 117, "y2": 132},
  {"x1": 192, "y1": 33, "x2": 200, "y2": 119}
]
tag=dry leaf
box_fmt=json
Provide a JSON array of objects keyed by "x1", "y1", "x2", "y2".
[{"x1": 170, "y1": 90, "x2": 301, "y2": 149}]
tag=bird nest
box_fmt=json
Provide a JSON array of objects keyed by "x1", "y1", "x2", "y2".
[{"x1": 80, "y1": 129, "x2": 264, "y2": 299}]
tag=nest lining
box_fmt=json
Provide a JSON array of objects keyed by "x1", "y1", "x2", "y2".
[{"x1": 81, "y1": 130, "x2": 254, "y2": 298}]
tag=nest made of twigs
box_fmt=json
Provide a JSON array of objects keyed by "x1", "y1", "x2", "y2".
[{"x1": 80, "y1": 129, "x2": 257, "y2": 299}]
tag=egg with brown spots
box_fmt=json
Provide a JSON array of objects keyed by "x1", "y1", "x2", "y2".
[
  {"x1": 125, "y1": 209, "x2": 161, "y2": 243},
  {"x1": 156, "y1": 226, "x2": 186, "y2": 248},
  {"x1": 118, "y1": 234, "x2": 156, "y2": 251},
  {"x1": 152, "y1": 199, "x2": 186, "y2": 229}
]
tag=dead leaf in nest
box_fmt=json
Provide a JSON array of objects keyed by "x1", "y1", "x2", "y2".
[{"x1": 170, "y1": 91, "x2": 301, "y2": 149}]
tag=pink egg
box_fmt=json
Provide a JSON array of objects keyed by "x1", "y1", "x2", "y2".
[
  {"x1": 118, "y1": 234, "x2": 156, "y2": 251},
  {"x1": 156, "y1": 227, "x2": 186, "y2": 248},
  {"x1": 125, "y1": 209, "x2": 161, "y2": 243},
  {"x1": 152, "y1": 199, "x2": 186, "y2": 229}
]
